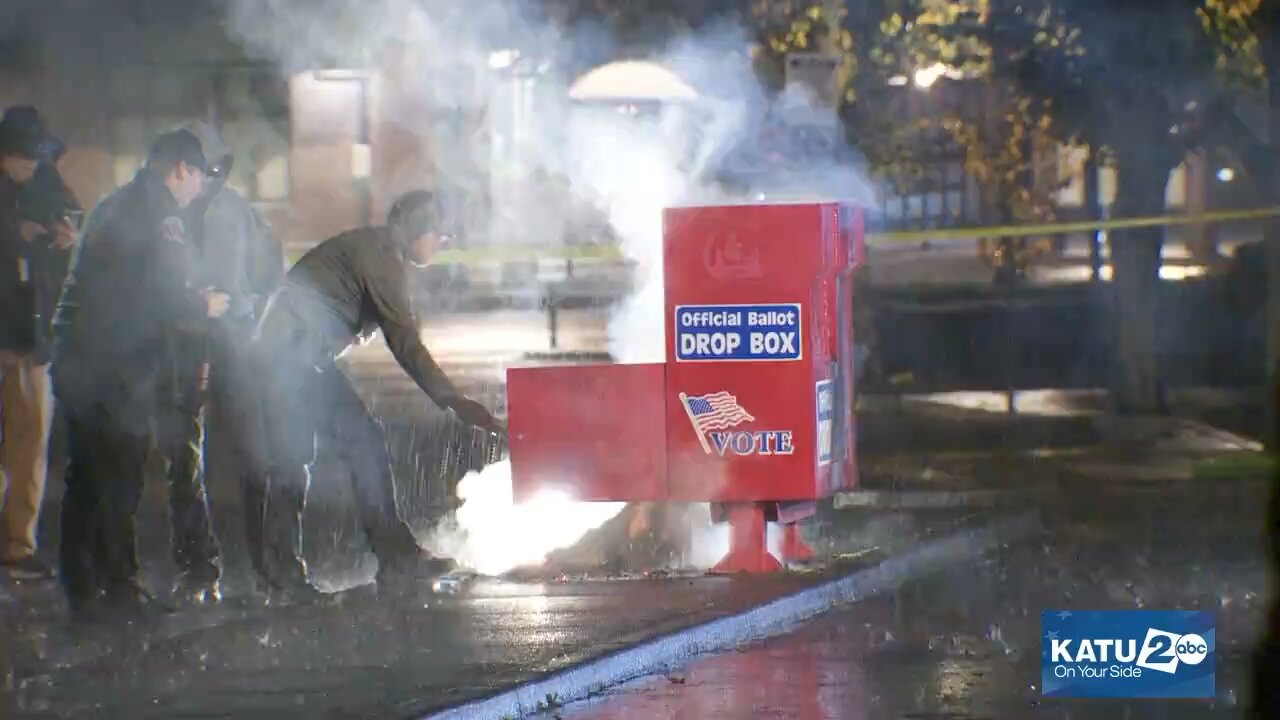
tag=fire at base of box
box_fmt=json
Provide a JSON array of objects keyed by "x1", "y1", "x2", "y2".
[
  {"x1": 423, "y1": 460, "x2": 628, "y2": 577},
  {"x1": 417, "y1": 454, "x2": 814, "y2": 580},
  {"x1": 424, "y1": 492, "x2": 802, "y2": 586}
]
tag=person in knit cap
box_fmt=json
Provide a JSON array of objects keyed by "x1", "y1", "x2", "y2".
[{"x1": 0, "y1": 105, "x2": 76, "y2": 581}]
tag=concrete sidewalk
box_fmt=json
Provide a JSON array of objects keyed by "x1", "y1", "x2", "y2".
[{"x1": 0, "y1": 507, "x2": 1030, "y2": 719}]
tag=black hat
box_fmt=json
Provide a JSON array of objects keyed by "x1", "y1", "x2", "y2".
[
  {"x1": 145, "y1": 128, "x2": 209, "y2": 173},
  {"x1": 0, "y1": 105, "x2": 55, "y2": 159}
]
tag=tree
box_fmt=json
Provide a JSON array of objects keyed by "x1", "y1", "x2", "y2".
[
  {"x1": 988, "y1": 0, "x2": 1252, "y2": 413},
  {"x1": 1241, "y1": 1, "x2": 1280, "y2": 452},
  {"x1": 540, "y1": 0, "x2": 745, "y2": 53},
  {"x1": 746, "y1": 0, "x2": 855, "y2": 97},
  {"x1": 859, "y1": 2, "x2": 1071, "y2": 263},
  {"x1": 832, "y1": 0, "x2": 1253, "y2": 411},
  {"x1": 1238, "y1": 5, "x2": 1280, "y2": 711}
]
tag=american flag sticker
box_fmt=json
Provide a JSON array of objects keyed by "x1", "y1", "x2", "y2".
[{"x1": 679, "y1": 391, "x2": 755, "y2": 455}]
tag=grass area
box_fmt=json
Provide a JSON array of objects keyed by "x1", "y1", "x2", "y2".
[{"x1": 1192, "y1": 451, "x2": 1277, "y2": 481}]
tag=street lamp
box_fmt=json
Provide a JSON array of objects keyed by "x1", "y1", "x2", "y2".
[{"x1": 912, "y1": 63, "x2": 947, "y2": 89}]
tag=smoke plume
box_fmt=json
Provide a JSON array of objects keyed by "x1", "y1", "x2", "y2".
[{"x1": 220, "y1": 0, "x2": 874, "y2": 575}]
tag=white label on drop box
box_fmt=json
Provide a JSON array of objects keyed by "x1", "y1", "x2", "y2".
[
  {"x1": 674, "y1": 303, "x2": 803, "y2": 362},
  {"x1": 816, "y1": 379, "x2": 834, "y2": 466}
]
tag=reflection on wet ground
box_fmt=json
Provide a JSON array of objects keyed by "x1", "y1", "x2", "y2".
[
  {"x1": 0, "y1": 558, "x2": 849, "y2": 717},
  {"x1": 555, "y1": 483, "x2": 1267, "y2": 720},
  {"x1": 2, "y1": 324, "x2": 1271, "y2": 718}
]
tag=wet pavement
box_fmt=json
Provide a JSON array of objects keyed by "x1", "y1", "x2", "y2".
[
  {"x1": 1, "y1": 487, "x2": 999, "y2": 719},
  {"x1": 2, "y1": 311, "x2": 1272, "y2": 718},
  {"x1": 1, "y1": 571, "x2": 832, "y2": 718},
  {"x1": 5, "y1": 471, "x2": 1264, "y2": 719},
  {"x1": 550, "y1": 481, "x2": 1269, "y2": 720}
]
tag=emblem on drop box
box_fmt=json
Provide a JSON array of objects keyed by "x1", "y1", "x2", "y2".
[
  {"x1": 679, "y1": 391, "x2": 794, "y2": 457},
  {"x1": 703, "y1": 232, "x2": 763, "y2": 280}
]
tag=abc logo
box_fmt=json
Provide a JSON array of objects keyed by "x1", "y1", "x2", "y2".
[{"x1": 1175, "y1": 633, "x2": 1209, "y2": 665}]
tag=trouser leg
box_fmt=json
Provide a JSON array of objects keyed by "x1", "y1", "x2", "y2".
[
  {"x1": 234, "y1": 355, "x2": 275, "y2": 588},
  {"x1": 0, "y1": 354, "x2": 54, "y2": 561},
  {"x1": 259, "y1": 463, "x2": 310, "y2": 588},
  {"x1": 211, "y1": 342, "x2": 273, "y2": 585},
  {"x1": 321, "y1": 367, "x2": 420, "y2": 571},
  {"x1": 58, "y1": 409, "x2": 102, "y2": 606},
  {"x1": 248, "y1": 354, "x2": 318, "y2": 589},
  {"x1": 160, "y1": 339, "x2": 221, "y2": 580},
  {"x1": 239, "y1": 453, "x2": 270, "y2": 583},
  {"x1": 161, "y1": 396, "x2": 221, "y2": 580},
  {"x1": 59, "y1": 403, "x2": 148, "y2": 599},
  {"x1": 94, "y1": 423, "x2": 149, "y2": 591}
]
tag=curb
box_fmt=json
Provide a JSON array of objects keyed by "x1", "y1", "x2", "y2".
[
  {"x1": 832, "y1": 488, "x2": 1045, "y2": 509},
  {"x1": 423, "y1": 510, "x2": 1042, "y2": 720}
]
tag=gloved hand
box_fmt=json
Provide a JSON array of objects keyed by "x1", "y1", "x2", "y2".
[{"x1": 451, "y1": 397, "x2": 505, "y2": 435}]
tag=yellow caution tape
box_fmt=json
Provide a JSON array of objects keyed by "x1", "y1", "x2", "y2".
[
  {"x1": 287, "y1": 206, "x2": 1280, "y2": 266},
  {"x1": 871, "y1": 205, "x2": 1280, "y2": 245},
  {"x1": 432, "y1": 244, "x2": 628, "y2": 264}
]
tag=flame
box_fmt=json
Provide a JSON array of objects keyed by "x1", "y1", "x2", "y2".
[{"x1": 427, "y1": 460, "x2": 626, "y2": 576}]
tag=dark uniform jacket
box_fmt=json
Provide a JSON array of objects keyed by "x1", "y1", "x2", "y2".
[
  {"x1": 257, "y1": 227, "x2": 461, "y2": 407},
  {"x1": 52, "y1": 171, "x2": 209, "y2": 423},
  {"x1": 0, "y1": 166, "x2": 76, "y2": 361},
  {"x1": 189, "y1": 181, "x2": 282, "y2": 329}
]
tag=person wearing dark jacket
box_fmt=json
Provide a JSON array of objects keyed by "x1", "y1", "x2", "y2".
[
  {"x1": 52, "y1": 129, "x2": 230, "y2": 618},
  {"x1": 246, "y1": 189, "x2": 501, "y2": 603},
  {"x1": 154, "y1": 121, "x2": 284, "y2": 604},
  {"x1": 0, "y1": 106, "x2": 76, "y2": 581}
]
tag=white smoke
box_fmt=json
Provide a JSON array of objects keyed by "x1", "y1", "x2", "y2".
[
  {"x1": 423, "y1": 461, "x2": 624, "y2": 576},
  {"x1": 221, "y1": 0, "x2": 873, "y2": 575}
]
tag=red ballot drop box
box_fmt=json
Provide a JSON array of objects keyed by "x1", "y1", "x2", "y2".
[{"x1": 506, "y1": 201, "x2": 864, "y2": 572}]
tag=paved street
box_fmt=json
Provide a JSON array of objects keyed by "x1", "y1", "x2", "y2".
[
  {"x1": 2, "y1": 292, "x2": 1272, "y2": 719},
  {"x1": 1, "y1": 570, "x2": 834, "y2": 718},
  {"x1": 553, "y1": 481, "x2": 1269, "y2": 719}
]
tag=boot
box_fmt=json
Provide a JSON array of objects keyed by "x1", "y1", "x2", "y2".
[
  {"x1": 66, "y1": 587, "x2": 104, "y2": 625},
  {"x1": 375, "y1": 548, "x2": 454, "y2": 596},
  {"x1": 102, "y1": 579, "x2": 170, "y2": 619},
  {"x1": 264, "y1": 582, "x2": 339, "y2": 608},
  {"x1": 172, "y1": 566, "x2": 222, "y2": 606}
]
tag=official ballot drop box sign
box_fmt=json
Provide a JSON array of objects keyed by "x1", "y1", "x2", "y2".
[{"x1": 664, "y1": 202, "x2": 863, "y2": 501}]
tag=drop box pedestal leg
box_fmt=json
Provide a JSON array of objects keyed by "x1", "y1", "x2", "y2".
[
  {"x1": 710, "y1": 502, "x2": 783, "y2": 574},
  {"x1": 779, "y1": 522, "x2": 815, "y2": 563}
]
